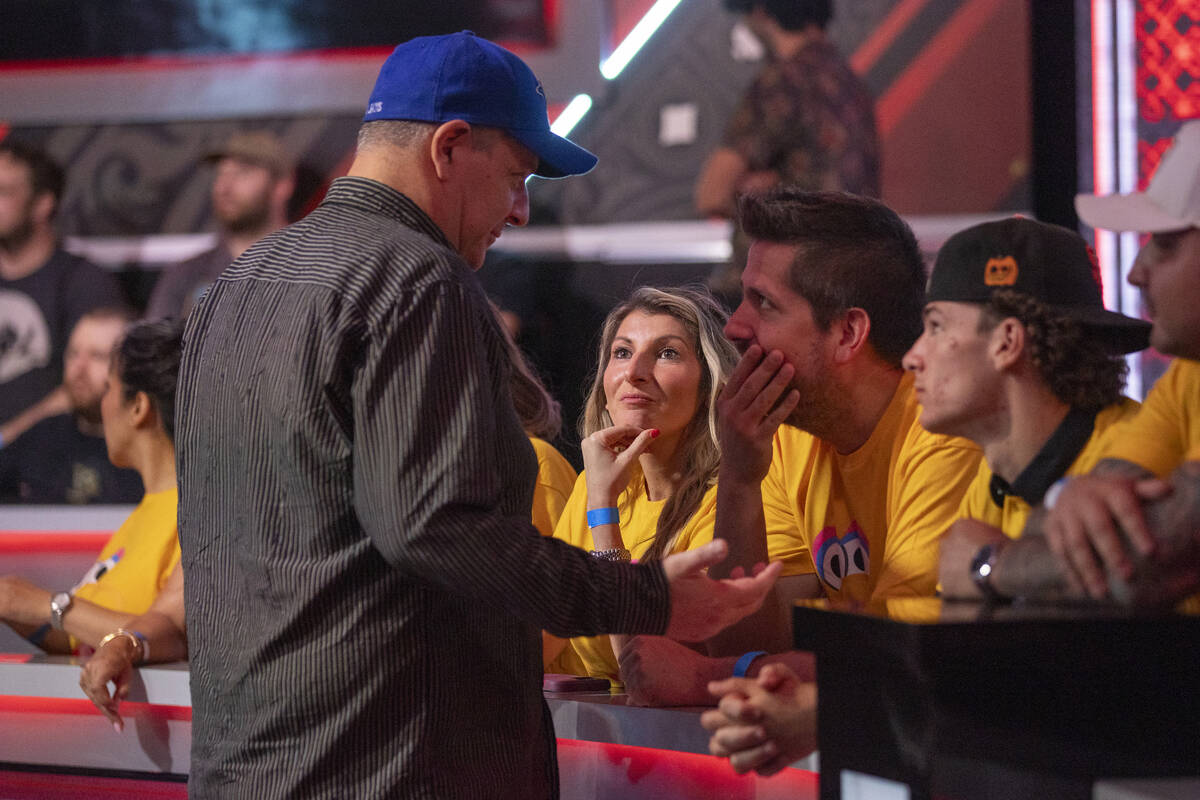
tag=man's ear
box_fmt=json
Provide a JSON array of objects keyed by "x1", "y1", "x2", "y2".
[
  {"x1": 272, "y1": 174, "x2": 296, "y2": 214},
  {"x1": 831, "y1": 307, "x2": 871, "y2": 364},
  {"x1": 429, "y1": 120, "x2": 474, "y2": 181},
  {"x1": 31, "y1": 191, "x2": 56, "y2": 226},
  {"x1": 989, "y1": 317, "x2": 1026, "y2": 371}
]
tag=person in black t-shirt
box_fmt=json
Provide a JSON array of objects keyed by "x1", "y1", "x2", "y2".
[{"x1": 0, "y1": 308, "x2": 141, "y2": 504}]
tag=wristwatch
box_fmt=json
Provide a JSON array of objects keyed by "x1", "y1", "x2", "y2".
[
  {"x1": 49, "y1": 592, "x2": 74, "y2": 630},
  {"x1": 969, "y1": 543, "x2": 1003, "y2": 601}
]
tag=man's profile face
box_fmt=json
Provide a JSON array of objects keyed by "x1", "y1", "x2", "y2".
[
  {"x1": 63, "y1": 316, "x2": 126, "y2": 424},
  {"x1": 725, "y1": 240, "x2": 838, "y2": 431},
  {"x1": 0, "y1": 154, "x2": 38, "y2": 249},
  {"x1": 1128, "y1": 227, "x2": 1200, "y2": 360},
  {"x1": 454, "y1": 131, "x2": 536, "y2": 269},
  {"x1": 212, "y1": 157, "x2": 277, "y2": 233},
  {"x1": 902, "y1": 300, "x2": 1002, "y2": 439}
]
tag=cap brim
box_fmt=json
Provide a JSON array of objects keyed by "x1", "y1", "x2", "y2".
[
  {"x1": 1064, "y1": 305, "x2": 1153, "y2": 354},
  {"x1": 1075, "y1": 192, "x2": 1194, "y2": 233},
  {"x1": 509, "y1": 128, "x2": 598, "y2": 179}
]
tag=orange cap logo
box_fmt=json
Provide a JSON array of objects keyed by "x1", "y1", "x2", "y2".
[{"x1": 984, "y1": 256, "x2": 1018, "y2": 286}]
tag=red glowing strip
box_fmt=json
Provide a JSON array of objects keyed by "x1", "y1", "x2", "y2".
[
  {"x1": 0, "y1": 533, "x2": 111, "y2": 553},
  {"x1": 875, "y1": 0, "x2": 1007, "y2": 138},
  {"x1": 555, "y1": 737, "x2": 818, "y2": 796},
  {"x1": 0, "y1": 695, "x2": 192, "y2": 721},
  {"x1": 0, "y1": 772, "x2": 187, "y2": 799},
  {"x1": 850, "y1": 0, "x2": 932, "y2": 75}
]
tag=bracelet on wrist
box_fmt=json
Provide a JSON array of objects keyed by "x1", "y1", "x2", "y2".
[
  {"x1": 1043, "y1": 477, "x2": 1070, "y2": 510},
  {"x1": 97, "y1": 628, "x2": 149, "y2": 665},
  {"x1": 586, "y1": 507, "x2": 619, "y2": 528},
  {"x1": 588, "y1": 546, "x2": 631, "y2": 562},
  {"x1": 733, "y1": 650, "x2": 768, "y2": 678}
]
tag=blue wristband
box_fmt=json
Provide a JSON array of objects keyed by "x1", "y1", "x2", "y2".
[
  {"x1": 586, "y1": 507, "x2": 619, "y2": 528},
  {"x1": 27, "y1": 623, "x2": 51, "y2": 647},
  {"x1": 733, "y1": 650, "x2": 768, "y2": 678}
]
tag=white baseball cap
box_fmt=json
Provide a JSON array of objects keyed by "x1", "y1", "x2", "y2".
[{"x1": 1076, "y1": 120, "x2": 1200, "y2": 232}]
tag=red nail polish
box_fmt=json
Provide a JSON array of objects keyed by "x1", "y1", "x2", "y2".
[{"x1": 650, "y1": 429, "x2": 660, "y2": 438}]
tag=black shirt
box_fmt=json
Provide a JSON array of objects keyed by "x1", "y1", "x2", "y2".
[
  {"x1": 177, "y1": 177, "x2": 670, "y2": 799},
  {"x1": 0, "y1": 413, "x2": 142, "y2": 504}
]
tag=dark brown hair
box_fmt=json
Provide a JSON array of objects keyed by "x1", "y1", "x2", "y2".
[
  {"x1": 978, "y1": 290, "x2": 1127, "y2": 409},
  {"x1": 737, "y1": 189, "x2": 925, "y2": 368}
]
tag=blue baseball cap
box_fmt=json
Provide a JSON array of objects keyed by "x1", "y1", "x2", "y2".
[{"x1": 363, "y1": 31, "x2": 597, "y2": 179}]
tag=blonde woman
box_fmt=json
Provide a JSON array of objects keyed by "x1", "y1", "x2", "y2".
[{"x1": 546, "y1": 286, "x2": 794, "y2": 686}]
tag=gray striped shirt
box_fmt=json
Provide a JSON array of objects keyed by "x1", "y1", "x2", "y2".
[{"x1": 176, "y1": 177, "x2": 670, "y2": 799}]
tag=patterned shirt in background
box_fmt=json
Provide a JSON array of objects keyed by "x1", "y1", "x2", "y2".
[
  {"x1": 712, "y1": 36, "x2": 881, "y2": 296},
  {"x1": 176, "y1": 177, "x2": 671, "y2": 800}
]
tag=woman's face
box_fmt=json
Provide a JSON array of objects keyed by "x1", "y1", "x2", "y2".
[
  {"x1": 100, "y1": 364, "x2": 134, "y2": 468},
  {"x1": 603, "y1": 310, "x2": 703, "y2": 444}
]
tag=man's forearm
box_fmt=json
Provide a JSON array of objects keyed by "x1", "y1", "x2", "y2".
[
  {"x1": 707, "y1": 475, "x2": 790, "y2": 654},
  {"x1": 709, "y1": 476, "x2": 769, "y2": 579},
  {"x1": 996, "y1": 463, "x2": 1200, "y2": 606}
]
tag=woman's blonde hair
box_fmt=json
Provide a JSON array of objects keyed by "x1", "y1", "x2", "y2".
[{"x1": 581, "y1": 286, "x2": 738, "y2": 561}]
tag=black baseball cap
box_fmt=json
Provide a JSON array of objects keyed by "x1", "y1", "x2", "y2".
[{"x1": 927, "y1": 217, "x2": 1150, "y2": 354}]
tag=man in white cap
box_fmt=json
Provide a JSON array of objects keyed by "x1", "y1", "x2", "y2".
[
  {"x1": 958, "y1": 121, "x2": 1200, "y2": 606},
  {"x1": 171, "y1": 32, "x2": 780, "y2": 800}
]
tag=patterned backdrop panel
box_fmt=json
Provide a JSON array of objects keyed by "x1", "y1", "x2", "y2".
[{"x1": 5, "y1": 118, "x2": 361, "y2": 237}]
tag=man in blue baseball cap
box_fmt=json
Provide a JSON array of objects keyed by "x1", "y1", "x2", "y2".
[{"x1": 173, "y1": 31, "x2": 781, "y2": 800}]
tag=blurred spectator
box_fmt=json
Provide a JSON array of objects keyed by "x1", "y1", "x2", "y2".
[
  {"x1": 0, "y1": 319, "x2": 182, "y2": 655},
  {"x1": 697, "y1": 0, "x2": 879, "y2": 304},
  {"x1": 0, "y1": 140, "x2": 126, "y2": 446},
  {"x1": 145, "y1": 131, "x2": 295, "y2": 320},
  {"x1": 0, "y1": 308, "x2": 142, "y2": 503}
]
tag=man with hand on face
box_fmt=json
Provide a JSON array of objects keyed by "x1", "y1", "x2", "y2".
[
  {"x1": 176, "y1": 32, "x2": 781, "y2": 800},
  {"x1": 898, "y1": 217, "x2": 1150, "y2": 600},
  {"x1": 145, "y1": 131, "x2": 295, "y2": 320},
  {"x1": 0, "y1": 307, "x2": 142, "y2": 504},
  {"x1": 619, "y1": 190, "x2": 980, "y2": 707},
  {"x1": 971, "y1": 121, "x2": 1200, "y2": 607}
]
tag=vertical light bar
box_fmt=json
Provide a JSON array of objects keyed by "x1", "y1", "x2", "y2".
[
  {"x1": 550, "y1": 93, "x2": 594, "y2": 138},
  {"x1": 1091, "y1": 0, "x2": 1117, "y2": 306},
  {"x1": 1114, "y1": 0, "x2": 1141, "y2": 397},
  {"x1": 600, "y1": 0, "x2": 685, "y2": 80}
]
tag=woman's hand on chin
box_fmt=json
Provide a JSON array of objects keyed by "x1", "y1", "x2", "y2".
[{"x1": 581, "y1": 425, "x2": 659, "y2": 507}]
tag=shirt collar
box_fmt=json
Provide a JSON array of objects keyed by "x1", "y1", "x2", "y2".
[
  {"x1": 988, "y1": 405, "x2": 1099, "y2": 508},
  {"x1": 320, "y1": 176, "x2": 453, "y2": 251}
]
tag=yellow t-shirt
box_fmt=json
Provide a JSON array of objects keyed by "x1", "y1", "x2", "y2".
[
  {"x1": 1095, "y1": 360, "x2": 1200, "y2": 614},
  {"x1": 550, "y1": 468, "x2": 811, "y2": 685},
  {"x1": 528, "y1": 437, "x2": 588, "y2": 677},
  {"x1": 762, "y1": 373, "x2": 981, "y2": 605},
  {"x1": 958, "y1": 400, "x2": 1142, "y2": 539},
  {"x1": 1099, "y1": 359, "x2": 1200, "y2": 477},
  {"x1": 528, "y1": 437, "x2": 577, "y2": 538},
  {"x1": 70, "y1": 488, "x2": 180, "y2": 649}
]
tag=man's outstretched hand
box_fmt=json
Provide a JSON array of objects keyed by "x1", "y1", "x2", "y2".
[{"x1": 662, "y1": 540, "x2": 782, "y2": 642}]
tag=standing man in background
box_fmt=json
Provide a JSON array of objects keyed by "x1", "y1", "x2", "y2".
[
  {"x1": 177, "y1": 32, "x2": 779, "y2": 799},
  {"x1": 0, "y1": 141, "x2": 126, "y2": 448},
  {"x1": 696, "y1": 0, "x2": 880, "y2": 304},
  {"x1": 145, "y1": 131, "x2": 294, "y2": 320}
]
